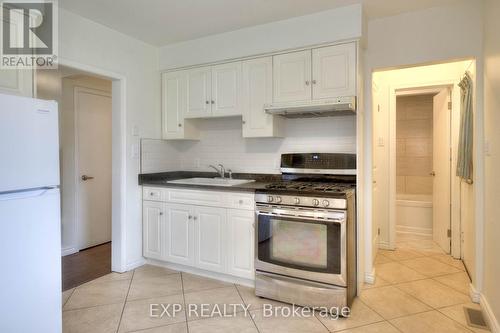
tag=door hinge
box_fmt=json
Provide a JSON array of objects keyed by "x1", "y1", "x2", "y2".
[
  {"x1": 448, "y1": 101, "x2": 452, "y2": 110},
  {"x1": 447, "y1": 229, "x2": 452, "y2": 238}
]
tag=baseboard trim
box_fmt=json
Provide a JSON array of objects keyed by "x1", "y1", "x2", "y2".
[
  {"x1": 481, "y1": 292, "x2": 500, "y2": 333},
  {"x1": 378, "y1": 241, "x2": 391, "y2": 250},
  {"x1": 396, "y1": 225, "x2": 432, "y2": 238},
  {"x1": 469, "y1": 283, "x2": 481, "y2": 303},
  {"x1": 365, "y1": 268, "x2": 376, "y2": 284},
  {"x1": 61, "y1": 247, "x2": 78, "y2": 256},
  {"x1": 146, "y1": 259, "x2": 255, "y2": 288},
  {"x1": 126, "y1": 258, "x2": 147, "y2": 271}
]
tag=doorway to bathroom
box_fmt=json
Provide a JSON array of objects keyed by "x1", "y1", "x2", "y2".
[
  {"x1": 371, "y1": 60, "x2": 476, "y2": 274},
  {"x1": 395, "y1": 88, "x2": 452, "y2": 252}
]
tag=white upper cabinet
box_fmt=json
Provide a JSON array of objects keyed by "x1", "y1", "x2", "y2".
[
  {"x1": 273, "y1": 50, "x2": 312, "y2": 103},
  {"x1": 162, "y1": 71, "x2": 185, "y2": 139},
  {"x1": 312, "y1": 43, "x2": 356, "y2": 99},
  {"x1": 185, "y1": 67, "x2": 212, "y2": 118},
  {"x1": 211, "y1": 62, "x2": 241, "y2": 117},
  {"x1": 0, "y1": 17, "x2": 33, "y2": 97},
  {"x1": 242, "y1": 57, "x2": 283, "y2": 138}
]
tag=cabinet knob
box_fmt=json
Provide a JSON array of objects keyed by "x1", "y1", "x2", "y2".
[
  {"x1": 205, "y1": 100, "x2": 209, "y2": 104},
  {"x1": 305, "y1": 80, "x2": 310, "y2": 86},
  {"x1": 159, "y1": 212, "x2": 163, "y2": 216},
  {"x1": 312, "y1": 79, "x2": 317, "y2": 84},
  {"x1": 239, "y1": 199, "x2": 244, "y2": 204},
  {"x1": 211, "y1": 100, "x2": 215, "y2": 104},
  {"x1": 188, "y1": 215, "x2": 192, "y2": 219},
  {"x1": 178, "y1": 123, "x2": 182, "y2": 127},
  {"x1": 242, "y1": 120, "x2": 246, "y2": 125},
  {"x1": 193, "y1": 216, "x2": 198, "y2": 220}
]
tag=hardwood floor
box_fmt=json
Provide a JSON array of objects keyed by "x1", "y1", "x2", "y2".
[{"x1": 62, "y1": 242, "x2": 111, "y2": 291}]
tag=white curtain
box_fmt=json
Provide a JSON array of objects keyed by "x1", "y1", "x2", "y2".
[{"x1": 456, "y1": 71, "x2": 473, "y2": 183}]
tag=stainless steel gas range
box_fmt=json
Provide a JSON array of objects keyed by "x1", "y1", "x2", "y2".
[{"x1": 255, "y1": 153, "x2": 356, "y2": 310}]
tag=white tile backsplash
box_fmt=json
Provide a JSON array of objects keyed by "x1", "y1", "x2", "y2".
[{"x1": 142, "y1": 116, "x2": 356, "y2": 174}]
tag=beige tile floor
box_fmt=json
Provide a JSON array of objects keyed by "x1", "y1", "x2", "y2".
[{"x1": 62, "y1": 239, "x2": 489, "y2": 333}]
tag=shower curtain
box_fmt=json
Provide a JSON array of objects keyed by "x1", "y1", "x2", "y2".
[{"x1": 456, "y1": 71, "x2": 473, "y2": 183}]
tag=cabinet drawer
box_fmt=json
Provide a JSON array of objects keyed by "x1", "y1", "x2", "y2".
[
  {"x1": 168, "y1": 189, "x2": 226, "y2": 207},
  {"x1": 230, "y1": 195, "x2": 255, "y2": 210},
  {"x1": 143, "y1": 187, "x2": 166, "y2": 201}
]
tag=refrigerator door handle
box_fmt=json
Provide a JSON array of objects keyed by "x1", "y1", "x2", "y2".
[{"x1": 0, "y1": 187, "x2": 59, "y2": 201}]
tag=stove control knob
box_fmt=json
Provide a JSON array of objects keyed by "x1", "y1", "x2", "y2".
[
  {"x1": 312, "y1": 199, "x2": 320, "y2": 206},
  {"x1": 322, "y1": 200, "x2": 330, "y2": 207},
  {"x1": 267, "y1": 196, "x2": 274, "y2": 203},
  {"x1": 294, "y1": 197, "x2": 300, "y2": 205},
  {"x1": 275, "y1": 196, "x2": 282, "y2": 203}
]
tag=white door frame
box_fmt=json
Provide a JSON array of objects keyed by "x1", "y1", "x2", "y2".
[
  {"x1": 59, "y1": 57, "x2": 127, "y2": 273},
  {"x1": 387, "y1": 80, "x2": 462, "y2": 258},
  {"x1": 74, "y1": 86, "x2": 112, "y2": 250}
]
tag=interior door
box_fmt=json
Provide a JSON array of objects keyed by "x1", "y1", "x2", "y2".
[
  {"x1": 76, "y1": 87, "x2": 112, "y2": 250},
  {"x1": 185, "y1": 67, "x2": 212, "y2": 118},
  {"x1": 273, "y1": 50, "x2": 312, "y2": 103},
  {"x1": 211, "y1": 62, "x2": 241, "y2": 117},
  {"x1": 312, "y1": 43, "x2": 356, "y2": 100},
  {"x1": 164, "y1": 203, "x2": 194, "y2": 265},
  {"x1": 194, "y1": 206, "x2": 226, "y2": 273},
  {"x1": 162, "y1": 71, "x2": 186, "y2": 139},
  {"x1": 432, "y1": 89, "x2": 452, "y2": 253}
]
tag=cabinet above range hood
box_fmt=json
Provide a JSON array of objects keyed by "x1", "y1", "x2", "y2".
[{"x1": 264, "y1": 96, "x2": 356, "y2": 118}]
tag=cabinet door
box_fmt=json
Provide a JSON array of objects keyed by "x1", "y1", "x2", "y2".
[
  {"x1": 242, "y1": 57, "x2": 283, "y2": 138},
  {"x1": 312, "y1": 43, "x2": 356, "y2": 99},
  {"x1": 273, "y1": 50, "x2": 312, "y2": 103},
  {"x1": 185, "y1": 67, "x2": 212, "y2": 118},
  {"x1": 0, "y1": 17, "x2": 33, "y2": 97},
  {"x1": 164, "y1": 203, "x2": 194, "y2": 266},
  {"x1": 143, "y1": 201, "x2": 164, "y2": 260},
  {"x1": 227, "y1": 209, "x2": 255, "y2": 279},
  {"x1": 194, "y1": 206, "x2": 226, "y2": 273},
  {"x1": 162, "y1": 71, "x2": 186, "y2": 139},
  {"x1": 211, "y1": 62, "x2": 241, "y2": 117}
]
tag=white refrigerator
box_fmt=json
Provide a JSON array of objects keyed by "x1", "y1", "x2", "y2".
[{"x1": 0, "y1": 93, "x2": 62, "y2": 333}]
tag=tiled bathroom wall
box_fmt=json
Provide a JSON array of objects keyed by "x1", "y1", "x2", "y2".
[{"x1": 396, "y1": 94, "x2": 434, "y2": 195}]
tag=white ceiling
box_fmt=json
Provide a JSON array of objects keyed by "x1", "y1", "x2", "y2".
[{"x1": 59, "y1": 0, "x2": 460, "y2": 46}]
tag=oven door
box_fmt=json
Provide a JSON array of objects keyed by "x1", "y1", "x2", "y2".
[{"x1": 255, "y1": 205, "x2": 347, "y2": 286}]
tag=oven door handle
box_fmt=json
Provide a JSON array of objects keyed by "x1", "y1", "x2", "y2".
[{"x1": 256, "y1": 210, "x2": 346, "y2": 224}]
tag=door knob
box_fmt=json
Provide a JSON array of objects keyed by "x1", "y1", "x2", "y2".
[
  {"x1": 81, "y1": 175, "x2": 95, "y2": 181},
  {"x1": 430, "y1": 171, "x2": 436, "y2": 176}
]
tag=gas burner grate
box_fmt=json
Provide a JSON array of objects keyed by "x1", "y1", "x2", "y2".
[{"x1": 265, "y1": 182, "x2": 354, "y2": 193}]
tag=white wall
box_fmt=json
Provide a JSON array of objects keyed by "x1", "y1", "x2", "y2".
[
  {"x1": 159, "y1": 5, "x2": 362, "y2": 70},
  {"x1": 482, "y1": 0, "x2": 500, "y2": 328},
  {"x1": 142, "y1": 116, "x2": 357, "y2": 174},
  {"x1": 363, "y1": 0, "x2": 484, "y2": 285},
  {"x1": 58, "y1": 8, "x2": 160, "y2": 269}
]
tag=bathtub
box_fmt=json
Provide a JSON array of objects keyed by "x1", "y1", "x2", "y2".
[{"x1": 396, "y1": 194, "x2": 433, "y2": 238}]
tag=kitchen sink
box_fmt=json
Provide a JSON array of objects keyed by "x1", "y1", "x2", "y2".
[{"x1": 166, "y1": 177, "x2": 255, "y2": 187}]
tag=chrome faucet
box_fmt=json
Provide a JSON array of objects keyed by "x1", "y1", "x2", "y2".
[{"x1": 209, "y1": 164, "x2": 225, "y2": 178}]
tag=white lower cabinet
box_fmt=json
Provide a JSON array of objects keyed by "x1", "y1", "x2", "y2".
[
  {"x1": 164, "y1": 203, "x2": 194, "y2": 266},
  {"x1": 227, "y1": 209, "x2": 255, "y2": 279},
  {"x1": 142, "y1": 201, "x2": 164, "y2": 260},
  {"x1": 194, "y1": 206, "x2": 227, "y2": 273},
  {"x1": 143, "y1": 187, "x2": 255, "y2": 280}
]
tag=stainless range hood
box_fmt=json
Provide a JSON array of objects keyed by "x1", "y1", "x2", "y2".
[{"x1": 264, "y1": 96, "x2": 356, "y2": 118}]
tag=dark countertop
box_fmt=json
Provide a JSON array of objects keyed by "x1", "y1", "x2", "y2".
[
  {"x1": 139, "y1": 171, "x2": 356, "y2": 197},
  {"x1": 139, "y1": 171, "x2": 281, "y2": 193}
]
